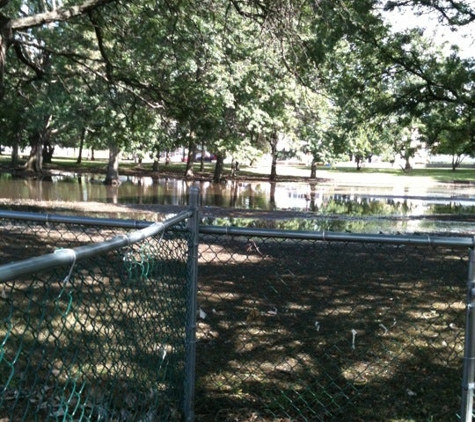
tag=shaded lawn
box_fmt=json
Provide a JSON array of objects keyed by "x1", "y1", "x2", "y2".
[{"x1": 195, "y1": 235, "x2": 468, "y2": 422}]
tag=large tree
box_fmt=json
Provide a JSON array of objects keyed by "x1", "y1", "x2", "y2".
[
  {"x1": 0, "y1": 0, "x2": 121, "y2": 174},
  {"x1": 0, "y1": 0, "x2": 116, "y2": 99}
]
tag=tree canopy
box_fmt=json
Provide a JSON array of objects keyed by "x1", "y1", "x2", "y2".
[{"x1": 0, "y1": 0, "x2": 474, "y2": 181}]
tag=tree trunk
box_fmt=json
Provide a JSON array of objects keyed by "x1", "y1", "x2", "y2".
[
  {"x1": 24, "y1": 132, "x2": 43, "y2": 173},
  {"x1": 77, "y1": 127, "x2": 86, "y2": 164},
  {"x1": 213, "y1": 153, "x2": 225, "y2": 183},
  {"x1": 42, "y1": 141, "x2": 54, "y2": 164},
  {"x1": 199, "y1": 141, "x2": 205, "y2": 172},
  {"x1": 269, "y1": 133, "x2": 278, "y2": 181},
  {"x1": 310, "y1": 159, "x2": 317, "y2": 179},
  {"x1": 104, "y1": 145, "x2": 121, "y2": 185},
  {"x1": 12, "y1": 141, "x2": 20, "y2": 168},
  {"x1": 270, "y1": 182, "x2": 276, "y2": 209},
  {"x1": 309, "y1": 184, "x2": 316, "y2": 211},
  {"x1": 12, "y1": 131, "x2": 21, "y2": 168},
  {"x1": 152, "y1": 146, "x2": 160, "y2": 172},
  {"x1": 0, "y1": 16, "x2": 12, "y2": 101},
  {"x1": 230, "y1": 180, "x2": 238, "y2": 207},
  {"x1": 451, "y1": 155, "x2": 462, "y2": 171},
  {"x1": 184, "y1": 138, "x2": 195, "y2": 178}
]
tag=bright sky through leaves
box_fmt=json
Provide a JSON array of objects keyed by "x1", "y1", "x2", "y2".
[{"x1": 383, "y1": 7, "x2": 474, "y2": 58}]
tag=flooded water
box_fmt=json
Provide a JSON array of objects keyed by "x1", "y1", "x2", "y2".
[{"x1": 1, "y1": 172, "x2": 474, "y2": 234}]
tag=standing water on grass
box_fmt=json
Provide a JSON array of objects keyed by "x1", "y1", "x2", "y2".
[{"x1": 0, "y1": 172, "x2": 475, "y2": 234}]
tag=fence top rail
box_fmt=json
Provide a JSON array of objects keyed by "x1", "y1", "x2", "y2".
[
  {"x1": 0, "y1": 209, "x2": 154, "y2": 229},
  {"x1": 0, "y1": 210, "x2": 192, "y2": 283},
  {"x1": 199, "y1": 225, "x2": 475, "y2": 249}
]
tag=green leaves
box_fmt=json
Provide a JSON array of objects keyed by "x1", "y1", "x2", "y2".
[{"x1": 0, "y1": 0, "x2": 474, "y2": 176}]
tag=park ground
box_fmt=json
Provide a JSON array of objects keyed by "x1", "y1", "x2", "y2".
[{"x1": 0, "y1": 155, "x2": 474, "y2": 219}]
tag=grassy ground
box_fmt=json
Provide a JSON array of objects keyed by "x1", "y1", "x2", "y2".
[
  {"x1": 326, "y1": 165, "x2": 475, "y2": 183},
  {"x1": 196, "y1": 234, "x2": 468, "y2": 422},
  {"x1": 1, "y1": 154, "x2": 475, "y2": 184}
]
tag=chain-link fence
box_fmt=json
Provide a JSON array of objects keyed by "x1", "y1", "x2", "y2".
[
  {"x1": 0, "y1": 211, "x2": 152, "y2": 265},
  {"x1": 2, "y1": 200, "x2": 475, "y2": 421},
  {"x1": 196, "y1": 228, "x2": 474, "y2": 422},
  {"x1": 0, "y1": 197, "x2": 200, "y2": 422}
]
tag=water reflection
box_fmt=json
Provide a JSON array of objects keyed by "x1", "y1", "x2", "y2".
[{"x1": 1, "y1": 172, "x2": 475, "y2": 221}]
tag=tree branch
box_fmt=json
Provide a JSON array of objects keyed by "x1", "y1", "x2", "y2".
[
  {"x1": 12, "y1": 41, "x2": 45, "y2": 79},
  {"x1": 229, "y1": 0, "x2": 266, "y2": 20},
  {"x1": 8, "y1": 0, "x2": 117, "y2": 31},
  {"x1": 384, "y1": 0, "x2": 475, "y2": 26},
  {"x1": 87, "y1": 10, "x2": 113, "y2": 82}
]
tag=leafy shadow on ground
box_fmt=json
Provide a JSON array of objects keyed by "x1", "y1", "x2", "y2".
[{"x1": 195, "y1": 236, "x2": 468, "y2": 422}]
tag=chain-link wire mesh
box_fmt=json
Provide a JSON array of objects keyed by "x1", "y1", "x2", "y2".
[
  {"x1": 196, "y1": 232, "x2": 470, "y2": 422},
  {"x1": 0, "y1": 216, "x2": 144, "y2": 265},
  {"x1": 1, "y1": 209, "x2": 474, "y2": 422},
  {"x1": 0, "y1": 215, "x2": 194, "y2": 422}
]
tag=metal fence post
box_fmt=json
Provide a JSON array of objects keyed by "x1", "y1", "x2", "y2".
[
  {"x1": 461, "y1": 245, "x2": 475, "y2": 422},
  {"x1": 183, "y1": 185, "x2": 200, "y2": 422}
]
